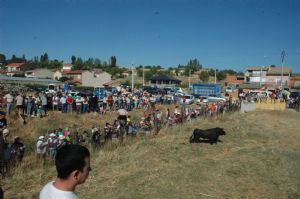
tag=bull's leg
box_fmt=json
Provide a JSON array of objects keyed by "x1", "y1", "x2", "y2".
[{"x1": 189, "y1": 134, "x2": 195, "y2": 143}]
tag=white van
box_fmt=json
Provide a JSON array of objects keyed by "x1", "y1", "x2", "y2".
[
  {"x1": 47, "y1": 84, "x2": 60, "y2": 94},
  {"x1": 249, "y1": 90, "x2": 271, "y2": 97}
]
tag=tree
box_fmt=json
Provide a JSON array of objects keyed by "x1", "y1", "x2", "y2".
[
  {"x1": 71, "y1": 55, "x2": 76, "y2": 65},
  {"x1": 167, "y1": 67, "x2": 173, "y2": 75},
  {"x1": 223, "y1": 69, "x2": 236, "y2": 75},
  {"x1": 237, "y1": 71, "x2": 244, "y2": 76},
  {"x1": 187, "y1": 58, "x2": 202, "y2": 71},
  {"x1": 199, "y1": 71, "x2": 209, "y2": 82},
  {"x1": 175, "y1": 68, "x2": 179, "y2": 76},
  {"x1": 183, "y1": 58, "x2": 202, "y2": 76},
  {"x1": 48, "y1": 59, "x2": 62, "y2": 70},
  {"x1": 73, "y1": 57, "x2": 84, "y2": 70},
  {"x1": 12, "y1": 54, "x2": 17, "y2": 62},
  {"x1": 94, "y1": 58, "x2": 101, "y2": 67},
  {"x1": 137, "y1": 68, "x2": 143, "y2": 77},
  {"x1": 0, "y1": 54, "x2": 6, "y2": 64},
  {"x1": 102, "y1": 61, "x2": 108, "y2": 68},
  {"x1": 144, "y1": 71, "x2": 153, "y2": 81},
  {"x1": 217, "y1": 71, "x2": 226, "y2": 81},
  {"x1": 110, "y1": 56, "x2": 117, "y2": 67},
  {"x1": 208, "y1": 69, "x2": 215, "y2": 76},
  {"x1": 43, "y1": 53, "x2": 49, "y2": 63}
]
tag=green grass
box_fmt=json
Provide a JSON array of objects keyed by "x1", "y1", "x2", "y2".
[{"x1": 1, "y1": 109, "x2": 300, "y2": 199}]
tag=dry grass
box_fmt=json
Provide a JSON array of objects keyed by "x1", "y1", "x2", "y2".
[{"x1": 1, "y1": 109, "x2": 300, "y2": 199}]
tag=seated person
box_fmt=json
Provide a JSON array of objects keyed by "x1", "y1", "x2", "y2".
[{"x1": 0, "y1": 111, "x2": 9, "y2": 142}]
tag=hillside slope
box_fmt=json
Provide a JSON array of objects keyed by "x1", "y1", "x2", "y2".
[{"x1": 2, "y1": 110, "x2": 300, "y2": 199}]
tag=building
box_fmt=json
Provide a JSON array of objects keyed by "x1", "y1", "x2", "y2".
[
  {"x1": 6, "y1": 63, "x2": 28, "y2": 76},
  {"x1": 149, "y1": 74, "x2": 181, "y2": 88},
  {"x1": 245, "y1": 66, "x2": 292, "y2": 88},
  {"x1": 0, "y1": 75, "x2": 61, "y2": 86},
  {"x1": 54, "y1": 70, "x2": 111, "y2": 87},
  {"x1": 224, "y1": 75, "x2": 245, "y2": 87},
  {"x1": 62, "y1": 64, "x2": 73, "y2": 72},
  {"x1": 25, "y1": 68, "x2": 54, "y2": 79}
]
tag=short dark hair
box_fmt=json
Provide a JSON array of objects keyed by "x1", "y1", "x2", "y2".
[
  {"x1": 0, "y1": 186, "x2": 3, "y2": 199},
  {"x1": 55, "y1": 144, "x2": 90, "y2": 179}
]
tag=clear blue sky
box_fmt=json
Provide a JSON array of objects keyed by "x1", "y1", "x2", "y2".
[{"x1": 1, "y1": 0, "x2": 299, "y2": 72}]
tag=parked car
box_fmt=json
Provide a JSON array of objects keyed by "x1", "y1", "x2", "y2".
[
  {"x1": 196, "y1": 96, "x2": 209, "y2": 105},
  {"x1": 143, "y1": 86, "x2": 164, "y2": 94},
  {"x1": 225, "y1": 86, "x2": 233, "y2": 93},
  {"x1": 179, "y1": 94, "x2": 195, "y2": 105},
  {"x1": 289, "y1": 91, "x2": 300, "y2": 98},
  {"x1": 207, "y1": 96, "x2": 226, "y2": 102}
]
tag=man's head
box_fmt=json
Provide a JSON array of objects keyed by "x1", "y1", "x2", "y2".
[{"x1": 55, "y1": 144, "x2": 91, "y2": 184}]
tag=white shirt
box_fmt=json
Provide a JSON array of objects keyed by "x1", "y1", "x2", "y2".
[
  {"x1": 39, "y1": 181, "x2": 78, "y2": 199},
  {"x1": 16, "y1": 95, "x2": 23, "y2": 106},
  {"x1": 60, "y1": 96, "x2": 67, "y2": 104},
  {"x1": 36, "y1": 140, "x2": 48, "y2": 154},
  {"x1": 4, "y1": 94, "x2": 14, "y2": 103}
]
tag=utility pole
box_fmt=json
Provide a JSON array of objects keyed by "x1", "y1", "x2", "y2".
[
  {"x1": 280, "y1": 50, "x2": 285, "y2": 90},
  {"x1": 143, "y1": 65, "x2": 145, "y2": 87},
  {"x1": 131, "y1": 63, "x2": 134, "y2": 91},
  {"x1": 188, "y1": 69, "x2": 191, "y2": 90},
  {"x1": 214, "y1": 68, "x2": 217, "y2": 84}
]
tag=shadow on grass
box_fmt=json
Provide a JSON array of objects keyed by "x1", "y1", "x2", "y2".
[{"x1": 190, "y1": 139, "x2": 223, "y2": 144}]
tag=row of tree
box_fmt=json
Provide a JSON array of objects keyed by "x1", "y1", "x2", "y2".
[{"x1": 0, "y1": 53, "x2": 243, "y2": 82}]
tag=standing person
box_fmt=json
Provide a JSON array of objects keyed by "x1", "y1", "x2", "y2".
[
  {"x1": 39, "y1": 144, "x2": 91, "y2": 199},
  {"x1": 3, "y1": 92, "x2": 14, "y2": 116},
  {"x1": 52, "y1": 94, "x2": 59, "y2": 111},
  {"x1": 15, "y1": 93, "x2": 24, "y2": 115},
  {"x1": 36, "y1": 136, "x2": 48, "y2": 159},
  {"x1": 75, "y1": 96, "x2": 83, "y2": 114},
  {"x1": 26, "y1": 95, "x2": 34, "y2": 116},
  {"x1": 66, "y1": 94, "x2": 74, "y2": 113},
  {"x1": 40, "y1": 93, "x2": 48, "y2": 115},
  {"x1": 82, "y1": 97, "x2": 89, "y2": 113},
  {"x1": 60, "y1": 94, "x2": 67, "y2": 113},
  {"x1": 48, "y1": 133, "x2": 58, "y2": 160}
]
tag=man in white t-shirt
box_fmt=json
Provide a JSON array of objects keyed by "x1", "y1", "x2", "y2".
[
  {"x1": 15, "y1": 93, "x2": 24, "y2": 114},
  {"x1": 3, "y1": 92, "x2": 14, "y2": 115},
  {"x1": 39, "y1": 144, "x2": 91, "y2": 199}
]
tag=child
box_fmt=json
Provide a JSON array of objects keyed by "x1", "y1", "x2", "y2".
[{"x1": 37, "y1": 105, "x2": 45, "y2": 118}]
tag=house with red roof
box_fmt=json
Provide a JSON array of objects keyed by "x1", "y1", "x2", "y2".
[
  {"x1": 6, "y1": 62, "x2": 28, "y2": 76},
  {"x1": 225, "y1": 75, "x2": 245, "y2": 86}
]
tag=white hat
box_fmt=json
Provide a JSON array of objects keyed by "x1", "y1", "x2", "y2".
[
  {"x1": 58, "y1": 135, "x2": 65, "y2": 140},
  {"x1": 38, "y1": 136, "x2": 45, "y2": 140},
  {"x1": 50, "y1": 133, "x2": 56, "y2": 137}
]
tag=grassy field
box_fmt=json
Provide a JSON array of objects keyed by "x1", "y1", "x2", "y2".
[{"x1": 1, "y1": 108, "x2": 300, "y2": 199}]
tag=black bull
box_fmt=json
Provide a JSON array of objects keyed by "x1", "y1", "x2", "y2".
[{"x1": 190, "y1": 128, "x2": 226, "y2": 144}]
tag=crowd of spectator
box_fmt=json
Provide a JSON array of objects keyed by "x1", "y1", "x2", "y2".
[{"x1": 0, "y1": 85, "x2": 243, "y2": 175}]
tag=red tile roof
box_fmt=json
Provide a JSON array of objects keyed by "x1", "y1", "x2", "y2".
[{"x1": 6, "y1": 63, "x2": 26, "y2": 68}]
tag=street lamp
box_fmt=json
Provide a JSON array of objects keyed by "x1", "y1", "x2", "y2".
[{"x1": 280, "y1": 50, "x2": 285, "y2": 90}]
